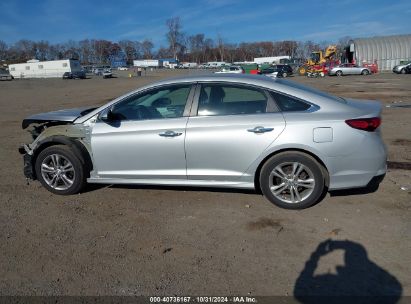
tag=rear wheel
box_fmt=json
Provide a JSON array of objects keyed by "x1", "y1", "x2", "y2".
[
  {"x1": 336, "y1": 70, "x2": 343, "y2": 76},
  {"x1": 259, "y1": 152, "x2": 326, "y2": 209},
  {"x1": 35, "y1": 145, "x2": 87, "y2": 195},
  {"x1": 282, "y1": 72, "x2": 288, "y2": 78},
  {"x1": 361, "y1": 69, "x2": 370, "y2": 75}
]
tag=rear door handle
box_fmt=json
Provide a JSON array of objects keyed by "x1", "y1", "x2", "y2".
[
  {"x1": 247, "y1": 126, "x2": 274, "y2": 133},
  {"x1": 159, "y1": 130, "x2": 182, "y2": 137}
]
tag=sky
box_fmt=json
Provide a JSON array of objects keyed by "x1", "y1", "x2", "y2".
[{"x1": 1, "y1": 0, "x2": 411, "y2": 47}]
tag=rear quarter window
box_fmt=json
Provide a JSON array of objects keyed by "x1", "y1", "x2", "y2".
[
  {"x1": 275, "y1": 79, "x2": 347, "y2": 104},
  {"x1": 270, "y1": 91, "x2": 311, "y2": 112}
]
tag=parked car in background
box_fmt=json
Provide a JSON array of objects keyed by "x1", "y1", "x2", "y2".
[
  {"x1": 260, "y1": 65, "x2": 293, "y2": 78},
  {"x1": 93, "y1": 68, "x2": 104, "y2": 75},
  {"x1": 20, "y1": 74, "x2": 386, "y2": 209},
  {"x1": 215, "y1": 65, "x2": 244, "y2": 74},
  {"x1": 102, "y1": 69, "x2": 113, "y2": 78},
  {"x1": 117, "y1": 66, "x2": 129, "y2": 71},
  {"x1": 329, "y1": 63, "x2": 371, "y2": 76},
  {"x1": 181, "y1": 62, "x2": 198, "y2": 69},
  {"x1": 392, "y1": 62, "x2": 411, "y2": 74},
  {"x1": 62, "y1": 71, "x2": 86, "y2": 79},
  {"x1": 0, "y1": 69, "x2": 13, "y2": 81}
]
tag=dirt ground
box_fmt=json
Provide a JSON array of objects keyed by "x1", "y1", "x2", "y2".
[{"x1": 0, "y1": 70, "x2": 410, "y2": 299}]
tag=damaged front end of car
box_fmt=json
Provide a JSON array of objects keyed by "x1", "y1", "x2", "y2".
[{"x1": 19, "y1": 107, "x2": 97, "y2": 181}]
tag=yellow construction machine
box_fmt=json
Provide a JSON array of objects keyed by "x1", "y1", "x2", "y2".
[{"x1": 298, "y1": 45, "x2": 337, "y2": 75}]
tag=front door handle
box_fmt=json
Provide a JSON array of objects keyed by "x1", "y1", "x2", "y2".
[
  {"x1": 247, "y1": 126, "x2": 274, "y2": 133},
  {"x1": 159, "y1": 130, "x2": 182, "y2": 137}
]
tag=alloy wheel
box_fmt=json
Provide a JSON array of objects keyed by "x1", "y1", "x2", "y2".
[
  {"x1": 268, "y1": 162, "x2": 315, "y2": 204},
  {"x1": 40, "y1": 153, "x2": 75, "y2": 190}
]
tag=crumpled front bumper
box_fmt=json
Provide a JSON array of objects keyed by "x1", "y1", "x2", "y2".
[{"x1": 19, "y1": 145, "x2": 35, "y2": 179}]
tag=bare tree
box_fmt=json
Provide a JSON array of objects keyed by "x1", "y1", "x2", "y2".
[
  {"x1": 0, "y1": 40, "x2": 7, "y2": 61},
  {"x1": 216, "y1": 34, "x2": 225, "y2": 61},
  {"x1": 34, "y1": 40, "x2": 50, "y2": 61},
  {"x1": 141, "y1": 39, "x2": 154, "y2": 59},
  {"x1": 166, "y1": 17, "x2": 183, "y2": 59},
  {"x1": 79, "y1": 39, "x2": 93, "y2": 64},
  {"x1": 119, "y1": 40, "x2": 140, "y2": 64}
]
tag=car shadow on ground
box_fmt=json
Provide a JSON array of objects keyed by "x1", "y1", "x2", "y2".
[
  {"x1": 294, "y1": 239, "x2": 402, "y2": 304},
  {"x1": 82, "y1": 183, "x2": 259, "y2": 195}
]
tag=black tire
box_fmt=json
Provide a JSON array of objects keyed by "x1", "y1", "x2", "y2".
[
  {"x1": 259, "y1": 151, "x2": 326, "y2": 209},
  {"x1": 400, "y1": 69, "x2": 406, "y2": 74},
  {"x1": 361, "y1": 69, "x2": 370, "y2": 75},
  {"x1": 282, "y1": 72, "x2": 288, "y2": 78},
  {"x1": 35, "y1": 145, "x2": 87, "y2": 195},
  {"x1": 336, "y1": 70, "x2": 343, "y2": 76}
]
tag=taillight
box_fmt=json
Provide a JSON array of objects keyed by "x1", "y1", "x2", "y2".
[{"x1": 345, "y1": 117, "x2": 381, "y2": 132}]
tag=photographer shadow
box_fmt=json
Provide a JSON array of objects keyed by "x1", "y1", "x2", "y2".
[{"x1": 294, "y1": 240, "x2": 402, "y2": 304}]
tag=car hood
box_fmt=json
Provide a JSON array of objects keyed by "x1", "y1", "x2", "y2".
[
  {"x1": 394, "y1": 64, "x2": 407, "y2": 69},
  {"x1": 22, "y1": 106, "x2": 97, "y2": 129}
]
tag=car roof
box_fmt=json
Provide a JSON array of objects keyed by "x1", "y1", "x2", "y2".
[
  {"x1": 146, "y1": 73, "x2": 275, "y2": 87},
  {"x1": 75, "y1": 74, "x2": 350, "y2": 123}
]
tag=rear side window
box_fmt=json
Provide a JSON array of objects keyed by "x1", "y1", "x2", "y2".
[
  {"x1": 198, "y1": 84, "x2": 267, "y2": 116},
  {"x1": 270, "y1": 91, "x2": 311, "y2": 112}
]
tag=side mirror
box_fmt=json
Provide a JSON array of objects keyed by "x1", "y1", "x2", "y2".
[{"x1": 99, "y1": 106, "x2": 115, "y2": 122}]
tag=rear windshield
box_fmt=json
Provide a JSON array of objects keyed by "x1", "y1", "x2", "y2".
[{"x1": 275, "y1": 79, "x2": 347, "y2": 104}]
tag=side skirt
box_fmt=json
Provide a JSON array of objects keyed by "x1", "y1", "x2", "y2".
[{"x1": 87, "y1": 177, "x2": 255, "y2": 189}]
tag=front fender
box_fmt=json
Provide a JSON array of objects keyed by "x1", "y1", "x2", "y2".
[{"x1": 22, "y1": 125, "x2": 93, "y2": 180}]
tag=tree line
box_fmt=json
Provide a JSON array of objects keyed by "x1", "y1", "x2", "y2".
[{"x1": 0, "y1": 17, "x2": 351, "y2": 65}]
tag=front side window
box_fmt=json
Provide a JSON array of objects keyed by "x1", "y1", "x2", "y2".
[
  {"x1": 270, "y1": 91, "x2": 311, "y2": 112},
  {"x1": 198, "y1": 84, "x2": 267, "y2": 116},
  {"x1": 109, "y1": 84, "x2": 192, "y2": 121}
]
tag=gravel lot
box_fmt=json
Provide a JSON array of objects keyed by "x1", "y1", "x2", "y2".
[{"x1": 0, "y1": 70, "x2": 410, "y2": 298}]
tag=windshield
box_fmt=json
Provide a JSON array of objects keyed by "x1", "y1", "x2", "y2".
[{"x1": 310, "y1": 52, "x2": 321, "y2": 63}]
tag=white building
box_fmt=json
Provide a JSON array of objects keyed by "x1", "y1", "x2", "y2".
[
  {"x1": 133, "y1": 59, "x2": 162, "y2": 68},
  {"x1": 9, "y1": 59, "x2": 82, "y2": 78},
  {"x1": 347, "y1": 34, "x2": 411, "y2": 71}
]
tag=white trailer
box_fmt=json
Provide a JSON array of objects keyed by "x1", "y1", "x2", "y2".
[
  {"x1": 207, "y1": 61, "x2": 228, "y2": 68},
  {"x1": 133, "y1": 59, "x2": 162, "y2": 68},
  {"x1": 253, "y1": 56, "x2": 290, "y2": 64},
  {"x1": 181, "y1": 62, "x2": 198, "y2": 68},
  {"x1": 9, "y1": 59, "x2": 82, "y2": 78}
]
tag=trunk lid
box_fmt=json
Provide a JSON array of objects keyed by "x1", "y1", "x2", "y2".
[{"x1": 344, "y1": 98, "x2": 382, "y2": 118}]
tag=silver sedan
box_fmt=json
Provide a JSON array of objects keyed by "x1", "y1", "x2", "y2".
[
  {"x1": 20, "y1": 74, "x2": 386, "y2": 209},
  {"x1": 329, "y1": 63, "x2": 371, "y2": 76}
]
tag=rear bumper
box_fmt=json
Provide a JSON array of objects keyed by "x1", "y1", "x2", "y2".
[{"x1": 327, "y1": 137, "x2": 387, "y2": 190}]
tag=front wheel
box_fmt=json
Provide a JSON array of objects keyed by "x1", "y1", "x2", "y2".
[
  {"x1": 361, "y1": 69, "x2": 370, "y2": 75},
  {"x1": 259, "y1": 152, "x2": 326, "y2": 209},
  {"x1": 400, "y1": 69, "x2": 406, "y2": 74},
  {"x1": 336, "y1": 70, "x2": 343, "y2": 76},
  {"x1": 35, "y1": 145, "x2": 87, "y2": 195}
]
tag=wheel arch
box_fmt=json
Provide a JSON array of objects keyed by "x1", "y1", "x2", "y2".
[
  {"x1": 31, "y1": 136, "x2": 92, "y2": 179},
  {"x1": 253, "y1": 148, "x2": 330, "y2": 192}
]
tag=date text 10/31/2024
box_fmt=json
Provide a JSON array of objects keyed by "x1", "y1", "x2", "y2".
[{"x1": 149, "y1": 296, "x2": 257, "y2": 303}]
